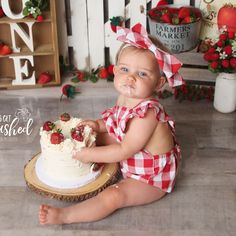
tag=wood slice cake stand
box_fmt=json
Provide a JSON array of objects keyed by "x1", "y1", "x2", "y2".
[{"x1": 24, "y1": 153, "x2": 120, "y2": 202}]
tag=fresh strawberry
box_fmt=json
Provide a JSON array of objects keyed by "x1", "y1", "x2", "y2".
[
  {"x1": 167, "y1": 7, "x2": 179, "y2": 15},
  {"x1": 37, "y1": 72, "x2": 52, "y2": 84},
  {"x1": 43, "y1": 121, "x2": 55, "y2": 131},
  {"x1": 36, "y1": 15, "x2": 44, "y2": 22},
  {"x1": 0, "y1": 45, "x2": 12, "y2": 55},
  {"x1": 0, "y1": 7, "x2": 4, "y2": 18},
  {"x1": 148, "y1": 8, "x2": 160, "y2": 19},
  {"x1": 71, "y1": 126, "x2": 84, "y2": 142},
  {"x1": 156, "y1": 0, "x2": 168, "y2": 6},
  {"x1": 77, "y1": 70, "x2": 86, "y2": 81},
  {"x1": 110, "y1": 16, "x2": 123, "y2": 33},
  {"x1": 50, "y1": 129, "x2": 64, "y2": 144},
  {"x1": 60, "y1": 112, "x2": 71, "y2": 122},
  {"x1": 181, "y1": 16, "x2": 195, "y2": 24},
  {"x1": 160, "y1": 13, "x2": 171, "y2": 24},
  {"x1": 98, "y1": 67, "x2": 108, "y2": 79},
  {"x1": 107, "y1": 64, "x2": 114, "y2": 75},
  {"x1": 110, "y1": 24, "x2": 117, "y2": 33},
  {"x1": 178, "y1": 7, "x2": 191, "y2": 19},
  {"x1": 60, "y1": 84, "x2": 77, "y2": 101}
]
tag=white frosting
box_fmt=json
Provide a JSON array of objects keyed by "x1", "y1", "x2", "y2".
[{"x1": 37, "y1": 117, "x2": 100, "y2": 188}]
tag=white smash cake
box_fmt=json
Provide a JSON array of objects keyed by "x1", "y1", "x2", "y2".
[{"x1": 35, "y1": 113, "x2": 102, "y2": 189}]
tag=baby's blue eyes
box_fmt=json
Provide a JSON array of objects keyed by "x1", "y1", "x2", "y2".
[
  {"x1": 120, "y1": 67, "x2": 128, "y2": 72},
  {"x1": 119, "y1": 67, "x2": 148, "y2": 78},
  {"x1": 138, "y1": 71, "x2": 147, "y2": 77}
]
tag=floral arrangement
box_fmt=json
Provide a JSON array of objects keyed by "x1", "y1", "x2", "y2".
[
  {"x1": 23, "y1": 0, "x2": 48, "y2": 21},
  {"x1": 203, "y1": 28, "x2": 236, "y2": 73}
]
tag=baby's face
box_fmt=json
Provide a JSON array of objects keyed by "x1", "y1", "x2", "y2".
[{"x1": 114, "y1": 46, "x2": 162, "y2": 99}]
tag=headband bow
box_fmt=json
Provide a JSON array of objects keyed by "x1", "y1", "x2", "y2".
[{"x1": 116, "y1": 23, "x2": 185, "y2": 87}]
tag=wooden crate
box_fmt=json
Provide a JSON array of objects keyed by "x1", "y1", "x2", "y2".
[{"x1": 0, "y1": 0, "x2": 60, "y2": 89}]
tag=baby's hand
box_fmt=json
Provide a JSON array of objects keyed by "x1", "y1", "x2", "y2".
[
  {"x1": 77, "y1": 120, "x2": 99, "y2": 133},
  {"x1": 72, "y1": 148, "x2": 90, "y2": 163}
]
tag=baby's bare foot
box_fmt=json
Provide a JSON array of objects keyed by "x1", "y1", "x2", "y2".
[{"x1": 39, "y1": 204, "x2": 66, "y2": 225}]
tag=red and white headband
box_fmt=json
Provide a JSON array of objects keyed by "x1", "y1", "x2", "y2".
[{"x1": 116, "y1": 23, "x2": 185, "y2": 87}]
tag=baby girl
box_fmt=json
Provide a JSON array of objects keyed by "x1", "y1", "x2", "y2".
[{"x1": 39, "y1": 23, "x2": 184, "y2": 225}]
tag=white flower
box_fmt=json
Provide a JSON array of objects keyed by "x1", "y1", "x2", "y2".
[
  {"x1": 216, "y1": 47, "x2": 222, "y2": 52},
  {"x1": 219, "y1": 51, "x2": 228, "y2": 60},
  {"x1": 29, "y1": 7, "x2": 36, "y2": 14}
]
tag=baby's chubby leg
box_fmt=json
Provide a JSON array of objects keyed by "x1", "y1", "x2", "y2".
[{"x1": 39, "y1": 178, "x2": 166, "y2": 225}]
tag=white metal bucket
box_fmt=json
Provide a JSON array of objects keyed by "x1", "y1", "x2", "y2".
[{"x1": 148, "y1": 8, "x2": 202, "y2": 53}]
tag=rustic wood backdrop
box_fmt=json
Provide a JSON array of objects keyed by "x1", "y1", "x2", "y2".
[{"x1": 56, "y1": 0, "x2": 215, "y2": 84}]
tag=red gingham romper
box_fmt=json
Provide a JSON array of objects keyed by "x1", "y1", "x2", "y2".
[{"x1": 102, "y1": 98, "x2": 181, "y2": 193}]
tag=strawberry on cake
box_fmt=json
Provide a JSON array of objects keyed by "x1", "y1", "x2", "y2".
[{"x1": 35, "y1": 113, "x2": 102, "y2": 189}]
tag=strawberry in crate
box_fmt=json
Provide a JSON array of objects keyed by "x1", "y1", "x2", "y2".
[
  {"x1": 148, "y1": 5, "x2": 202, "y2": 25},
  {"x1": 148, "y1": 4, "x2": 202, "y2": 53}
]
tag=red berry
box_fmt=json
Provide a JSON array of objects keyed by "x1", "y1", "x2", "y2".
[
  {"x1": 210, "y1": 53, "x2": 219, "y2": 61},
  {"x1": 110, "y1": 24, "x2": 117, "y2": 33},
  {"x1": 160, "y1": 13, "x2": 171, "y2": 24},
  {"x1": 77, "y1": 70, "x2": 85, "y2": 81},
  {"x1": 107, "y1": 64, "x2": 114, "y2": 75},
  {"x1": 60, "y1": 112, "x2": 71, "y2": 122},
  {"x1": 98, "y1": 67, "x2": 108, "y2": 79},
  {"x1": 219, "y1": 33, "x2": 227, "y2": 41},
  {"x1": 230, "y1": 58, "x2": 236, "y2": 67},
  {"x1": 217, "y1": 40, "x2": 224, "y2": 47},
  {"x1": 203, "y1": 52, "x2": 212, "y2": 61},
  {"x1": 50, "y1": 130, "x2": 64, "y2": 144},
  {"x1": 148, "y1": 9, "x2": 160, "y2": 19},
  {"x1": 228, "y1": 32, "x2": 235, "y2": 39},
  {"x1": 224, "y1": 46, "x2": 232, "y2": 55},
  {"x1": 210, "y1": 61, "x2": 219, "y2": 69},
  {"x1": 37, "y1": 15, "x2": 44, "y2": 22},
  {"x1": 178, "y1": 7, "x2": 191, "y2": 19},
  {"x1": 61, "y1": 84, "x2": 76, "y2": 99},
  {"x1": 71, "y1": 126, "x2": 84, "y2": 142},
  {"x1": 43, "y1": 121, "x2": 55, "y2": 131},
  {"x1": 156, "y1": 0, "x2": 168, "y2": 6},
  {"x1": 0, "y1": 45, "x2": 12, "y2": 55},
  {"x1": 222, "y1": 59, "x2": 230, "y2": 68},
  {"x1": 208, "y1": 47, "x2": 216, "y2": 53},
  {"x1": 38, "y1": 72, "x2": 52, "y2": 84},
  {"x1": 181, "y1": 16, "x2": 195, "y2": 24}
]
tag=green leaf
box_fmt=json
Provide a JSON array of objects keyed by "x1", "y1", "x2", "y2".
[
  {"x1": 22, "y1": 8, "x2": 29, "y2": 16},
  {"x1": 32, "y1": 12, "x2": 38, "y2": 18},
  {"x1": 89, "y1": 74, "x2": 99, "y2": 83},
  {"x1": 25, "y1": 1, "x2": 33, "y2": 7},
  {"x1": 39, "y1": 0, "x2": 48, "y2": 10},
  {"x1": 35, "y1": 7, "x2": 41, "y2": 15}
]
